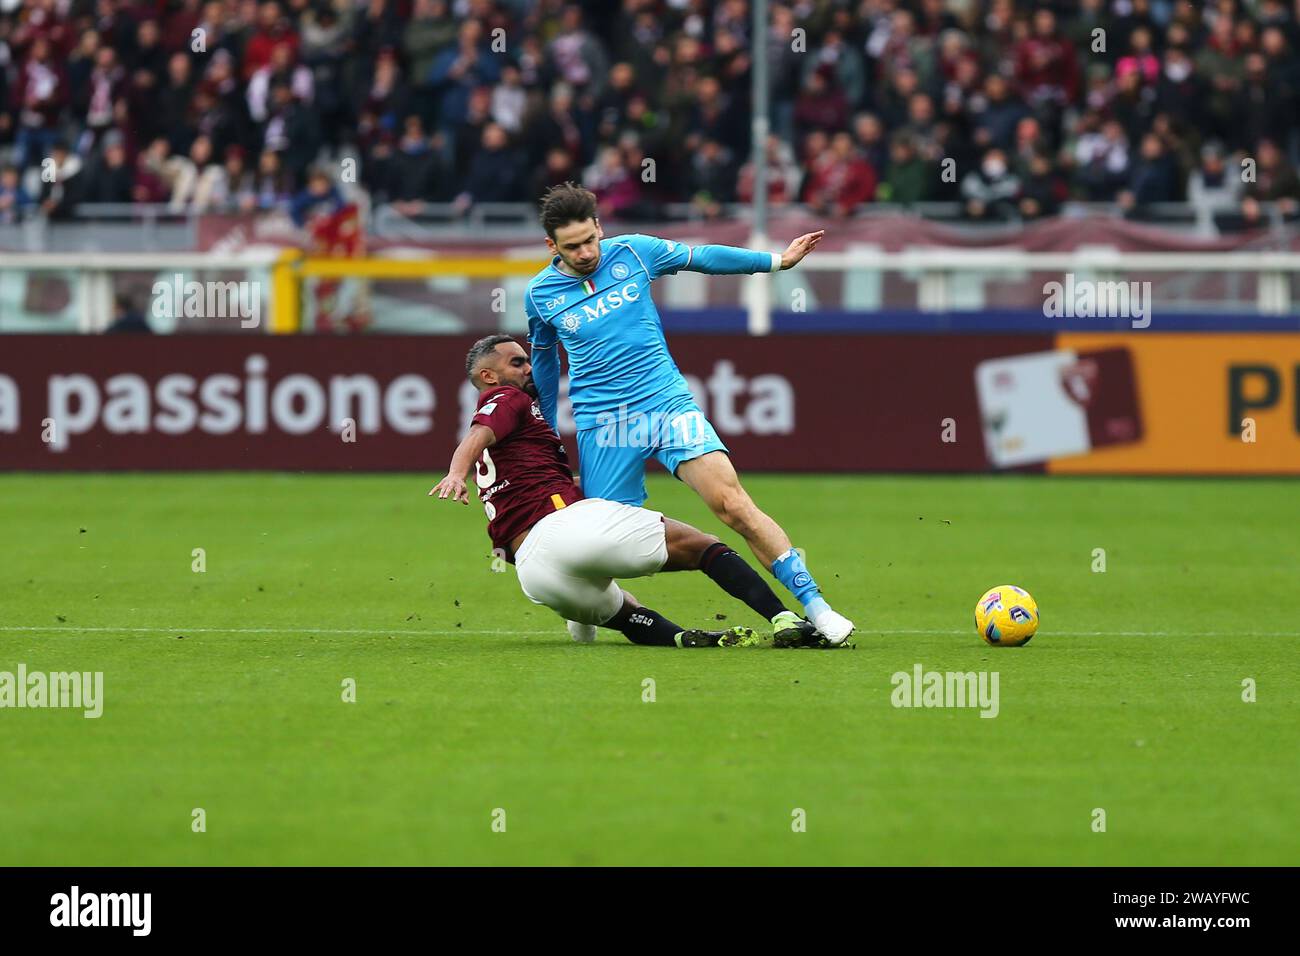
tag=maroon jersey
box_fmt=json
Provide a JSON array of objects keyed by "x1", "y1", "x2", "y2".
[{"x1": 470, "y1": 385, "x2": 583, "y2": 558}]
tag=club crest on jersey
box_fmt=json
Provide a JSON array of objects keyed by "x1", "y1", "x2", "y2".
[
  {"x1": 612, "y1": 262, "x2": 630, "y2": 280},
  {"x1": 531, "y1": 402, "x2": 543, "y2": 419}
]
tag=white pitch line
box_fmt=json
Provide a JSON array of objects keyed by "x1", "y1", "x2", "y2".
[{"x1": 1, "y1": 626, "x2": 1297, "y2": 638}]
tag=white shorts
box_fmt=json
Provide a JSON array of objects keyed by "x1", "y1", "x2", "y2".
[{"x1": 514, "y1": 498, "x2": 669, "y2": 626}]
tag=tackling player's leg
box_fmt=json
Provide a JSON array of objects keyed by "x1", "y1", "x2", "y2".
[
  {"x1": 607, "y1": 590, "x2": 759, "y2": 647},
  {"x1": 674, "y1": 450, "x2": 856, "y2": 644},
  {"x1": 658, "y1": 517, "x2": 822, "y2": 647}
]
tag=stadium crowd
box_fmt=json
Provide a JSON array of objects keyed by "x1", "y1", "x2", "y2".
[{"x1": 1, "y1": 0, "x2": 1300, "y2": 227}]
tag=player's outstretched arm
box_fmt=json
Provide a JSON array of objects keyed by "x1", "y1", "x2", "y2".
[
  {"x1": 678, "y1": 230, "x2": 824, "y2": 275},
  {"x1": 429, "y1": 423, "x2": 497, "y2": 504},
  {"x1": 682, "y1": 242, "x2": 783, "y2": 276}
]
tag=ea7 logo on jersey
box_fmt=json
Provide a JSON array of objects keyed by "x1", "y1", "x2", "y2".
[
  {"x1": 545, "y1": 294, "x2": 567, "y2": 310},
  {"x1": 579, "y1": 281, "x2": 641, "y2": 323}
]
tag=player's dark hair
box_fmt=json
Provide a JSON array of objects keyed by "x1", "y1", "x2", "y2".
[
  {"x1": 538, "y1": 181, "x2": 598, "y2": 239},
  {"x1": 465, "y1": 333, "x2": 518, "y2": 385}
]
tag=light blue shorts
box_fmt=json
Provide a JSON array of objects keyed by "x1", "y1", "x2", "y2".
[{"x1": 576, "y1": 397, "x2": 728, "y2": 505}]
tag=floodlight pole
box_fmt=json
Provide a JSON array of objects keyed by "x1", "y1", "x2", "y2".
[{"x1": 748, "y1": 0, "x2": 772, "y2": 336}]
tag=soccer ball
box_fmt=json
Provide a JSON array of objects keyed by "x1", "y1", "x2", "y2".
[{"x1": 974, "y1": 585, "x2": 1039, "y2": 646}]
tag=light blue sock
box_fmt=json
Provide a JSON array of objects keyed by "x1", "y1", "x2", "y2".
[{"x1": 771, "y1": 548, "x2": 828, "y2": 617}]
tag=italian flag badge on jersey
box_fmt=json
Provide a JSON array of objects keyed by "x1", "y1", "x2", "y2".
[{"x1": 581, "y1": 278, "x2": 596, "y2": 295}]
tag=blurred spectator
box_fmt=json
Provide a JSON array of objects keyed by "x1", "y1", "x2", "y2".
[
  {"x1": 802, "y1": 131, "x2": 877, "y2": 219},
  {"x1": 802, "y1": 29, "x2": 866, "y2": 111},
  {"x1": 389, "y1": 115, "x2": 441, "y2": 210},
  {"x1": 1119, "y1": 133, "x2": 1180, "y2": 213},
  {"x1": 580, "y1": 142, "x2": 638, "y2": 219},
  {"x1": 851, "y1": 112, "x2": 891, "y2": 177},
  {"x1": 78, "y1": 46, "x2": 125, "y2": 155},
  {"x1": 1015, "y1": 9, "x2": 1080, "y2": 111},
  {"x1": 549, "y1": 5, "x2": 608, "y2": 98},
  {"x1": 684, "y1": 75, "x2": 747, "y2": 160},
  {"x1": 688, "y1": 137, "x2": 737, "y2": 216},
  {"x1": 491, "y1": 63, "x2": 527, "y2": 135},
  {"x1": 901, "y1": 92, "x2": 941, "y2": 159},
  {"x1": 104, "y1": 292, "x2": 153, "y2": 334},
  {"x1": 290, "y1": 165, "x2": 344, "y2": 227},
  {"x1": 793, "y1": 65, "x2": 850, "y2": 140},
  {"x1": 251, "y1": 149, "x2": 293, "y2": 211},
  {"x1": 354, "y1": 46, "x2": 407, "y2": 141},
  {"x1": 243, "y1": 1, "x2": 300, "y2": 82},
  {"x1": 153, "y1": 54, "x2": 196, "y2": 150},
  {"x1": 1075, "y1": 117, "x2": 1130, "y2": 201},
  {"x1": 13, "y1": 36, "x2": 66, "y2": 170},
  {"x1": 1115, "y1": 26, "x2": 1160, "y2": 88},
  {"x1": 38, "y1": 141, "x2": 84, "y2": 219},
  {"x1": 79, "y1": 131, "x2": 133, "y2": 203},
  {"x1": 0, "y1": 163, "x2": 34, "y2": 222},
  {"x1": 1018, "y1": 150, "x2": 1064, "y2": 219},
  {"x1": 454, "y1": 122, "x2": 524, "y2": 211},
  {"x1": 169, "y1": 135, "x2": 225, "y2": 212},
  {"x1": 430, "y1": 20, "x2": 503, "y2": 138},
  {"x1": 262, "y1": 79, "x2": 320, "y2": 188},
  {"x1": 1242, "y1": 139, "x2": 1300, "y2": 222},
  {"x1": 970, "y1": 74, "x2": 1029, "y2": 152},
  {"x1": 961, "y1": 148, "x2": 1020, "y2": 221},
  {"x1": 870, "y1": 9, "x2": 936, "y2": 89},
  {"x1": 210, "y1": 144, "x2": 257, "y2": 212},
  {"x1": 1156, "y1": 47, "x2": 1205, "y2": 132},
  {"x1": 1187, "y1": 141, "x2": 1244, "y2": 215},
  {"x1": 133, "y1": 137, "x2": 174, "y2": 205},
  {"x1": 737, "y1": 133, "x2": 802, "y2": 206},
  {"x1": 404, "y1": 0, "x2": 457, "y2": 87},
  {"x1": 879, "y1": 133, "x2": 932, "y2": 206},
  {"x1": 248, "y1": 43, "x2": 313, "y2": 125},
  {"x1": 528, "y1": 81, "x2": 589, "y2": 173},
  {"x1": 596, "y1": 62, "x2": 638, "y2": 141},
  {"x1": 1234, "y1": 52, "x2": 1295, "y2": 151},
  {"x1": 528, "y1": 146, "x2": 579, "y2": 207}
]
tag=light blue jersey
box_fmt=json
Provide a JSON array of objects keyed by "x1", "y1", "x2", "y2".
[
  {"x1": 525, "y1": 233, "x2": 780, "y2": 433},
  {"x1": 525, "y1": 233, "x2": 779, "y2": 504}
]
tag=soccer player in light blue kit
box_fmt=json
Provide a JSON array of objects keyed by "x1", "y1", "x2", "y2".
[{"x1": 523, "y1": 183, "x2": 855, "y2": 645}]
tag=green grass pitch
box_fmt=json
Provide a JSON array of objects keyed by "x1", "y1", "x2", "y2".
[{"x1": 1, "y1": 473, "x2": 1296, "y2": 866}]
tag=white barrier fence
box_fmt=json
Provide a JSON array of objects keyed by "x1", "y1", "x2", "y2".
[{"x1": 0, "y1": 248, "x2": 1296, "y2": 334}]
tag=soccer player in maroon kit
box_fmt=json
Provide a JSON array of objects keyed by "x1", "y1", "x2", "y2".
[{"x1": 430, "y1": 335, "x2": 829, "y2": 648}]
